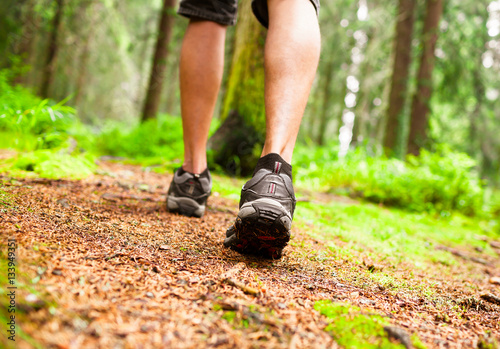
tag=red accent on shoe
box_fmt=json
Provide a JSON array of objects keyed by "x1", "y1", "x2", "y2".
[{"x1": 273, "y1": 161, "x2": 282, "y2": 174}]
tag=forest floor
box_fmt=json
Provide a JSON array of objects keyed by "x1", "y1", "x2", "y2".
[{"x1": 1, "y1": 161, "x2": 500, "y2": 349}]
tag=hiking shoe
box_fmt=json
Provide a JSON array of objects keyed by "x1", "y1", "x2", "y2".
[
  {"x1": 224, "y1": 154, "x2": 296, "y2": 259},
  {"x1": 166, "y1": 167, "x2": 211, "y2": 218}
]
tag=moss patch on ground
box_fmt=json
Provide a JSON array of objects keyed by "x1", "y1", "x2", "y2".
[{"x1": 314, "y1": 300, "x2": 425, "y2": 349}]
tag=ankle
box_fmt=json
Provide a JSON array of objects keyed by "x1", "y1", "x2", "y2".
[
  {"x1": 182, "y1": 162, "x2": 207, "y2": 175},
  {"x1": 254, "y1": 153, "x2": 292, "y2": 179},
  {"x1": 261, "y1": 145, "x2": 293, "y2": 164}
]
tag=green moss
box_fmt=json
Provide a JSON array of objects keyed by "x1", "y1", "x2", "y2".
[
  {"x1": 411, "y1": 334, "x2": 428, "y2": 349},
  {"x1": 314, "y1": 301, "x2": 406, "y2": 348},
  {"x1": 213, "y1": 0, "x2": 267, "y2": 176}
]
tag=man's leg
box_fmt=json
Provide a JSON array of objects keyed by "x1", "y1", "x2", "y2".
[
  {"x1": 179, "y1": 20, "x2": 227, "y2": 174},
  {"x1": 224, "y1": 0, "x2": 320, "y2": 258},
  {"x1": 166, "y1": 20, "x2": 226, "y2": 217},
  {"x1": 262, "y1": 0, "x2": 321, "y2": 163}
]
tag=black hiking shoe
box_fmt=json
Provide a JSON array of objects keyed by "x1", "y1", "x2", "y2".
[
  {"x1": 166, "y1": 167, "x2": 211, "y2": 218},
  {"x1": 224, "y1": 153, "x2": 296, "y2": 259}
]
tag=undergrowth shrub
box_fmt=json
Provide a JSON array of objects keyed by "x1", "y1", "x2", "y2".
[
  {"x1": 0, "y1": 69, "x2": 95, "y2": 179},
  {"x1": 87, "y1": 115, "x2": 184, "y2": 161},
  {"x1": 13, "y1": 150, "x2": 96, "y2": 179},
  {"x1": 0, "y1": 69, "x2": 76, "y2": 151},
  {"x1": 294, "y1": 143, "x2": 484, "y2": 216}
]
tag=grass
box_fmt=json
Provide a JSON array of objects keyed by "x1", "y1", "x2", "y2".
[
  {"x1": 295, "y1": 199, "x2": 497, "y2": 269},
  {"x1": 211, "y1": 174, "x2": 245, "y2": 201}
]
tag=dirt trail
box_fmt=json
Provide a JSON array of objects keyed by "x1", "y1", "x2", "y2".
[{"x1": 1, "y1": 162, "x2": 499, "y2": 348}]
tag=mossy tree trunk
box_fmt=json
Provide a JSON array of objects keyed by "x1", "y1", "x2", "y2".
[{"x1": 208, "y1": 0, "x2": 266, "y2": 176}]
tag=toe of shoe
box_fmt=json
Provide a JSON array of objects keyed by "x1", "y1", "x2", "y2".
[
  {"x1": 224, "y1": 232, "x2": 245, "y2": 249},
  {"x1": 225, "y1": 224, "x2": 236, "y2": 238}
]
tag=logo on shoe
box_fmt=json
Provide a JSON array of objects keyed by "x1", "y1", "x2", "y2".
[
  {"x1": 268, "y1": 182, "x2": 276, "y2": 194},
  {"x1": 273, "y1": 161, "x2": 282, "y2": 174}
]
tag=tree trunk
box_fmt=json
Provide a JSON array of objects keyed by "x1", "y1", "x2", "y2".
[
  {"x1": 469, "y1": 55, "x2": 484, "y2": 159},
  {"x1": 208, "y1": 0, "x2": 266, "y2": 176},
  {"x1": 74, "y1": 1, "x2": 98, "y2": 108},
  {"x1": 141, "y1": 0, "x2": 176, "y2": 121},
  {"x1": 407, "y1": 0, "x2": 443, "y2": 155},
  {"x1": 316, "y1": 59, "x2": 335, "y2": 146},
  {"x1": 12, "y1": 0, "x2": 39, "y2": 84},
  {"x1": 384, "y1": 0, "x2": 416, "y2": 155},
  {"x1": 39, "y1": 0, "x2": 64, "y2": 99}
]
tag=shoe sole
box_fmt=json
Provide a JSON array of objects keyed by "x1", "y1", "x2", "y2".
[
  {"x1": 224, "y1": 198, "x2": 292, "y2": 259},
  {"x1": 167, "y1": 196, "x2": 205, "y2": 218}
]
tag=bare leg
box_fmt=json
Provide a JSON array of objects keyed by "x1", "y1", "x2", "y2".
[
  {"x1": 261, "y1": 0, "x2": 321, "y2": 163},
  {"x1": 179, "y1": 20, "x2": 226, "y2": 174}
]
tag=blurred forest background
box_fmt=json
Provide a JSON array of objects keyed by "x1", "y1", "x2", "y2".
[{"x1": 0, "y1": 0, "x2": 499, "y2": 224}]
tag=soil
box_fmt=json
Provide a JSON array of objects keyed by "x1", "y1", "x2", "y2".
[{"x1": 1, "y1": 162, "x2": 499, "y2": 349}]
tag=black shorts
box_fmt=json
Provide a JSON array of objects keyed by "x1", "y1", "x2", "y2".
[{"x1": 177, "y1": 0, "x2": 320, "y2": 28}]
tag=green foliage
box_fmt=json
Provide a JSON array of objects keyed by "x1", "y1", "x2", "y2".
[
  {"x1": 294, "y1": 143, "x2": 485, "y2": 216},
  {"x1": 84, "y1": 115, "x2": 184, "y2": 162},
  {"x1": 0, "y1": 69, "x2": 76, "y2": 151},
  {"x1": 0, "y1": 69, "x2": 185, "y2": 177},
  {"x1": 485, "y1": 189, "x2": 500, "y2": 218},
  {"x1": 12, "y1": 150, "x2": 96, "y2": 179},
  {"x1": 0, "y1": 69, "x2": 96, "y2": 179},
  {"x1": 314, "y1": 300, "x2": 408, "y2": 348}
]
